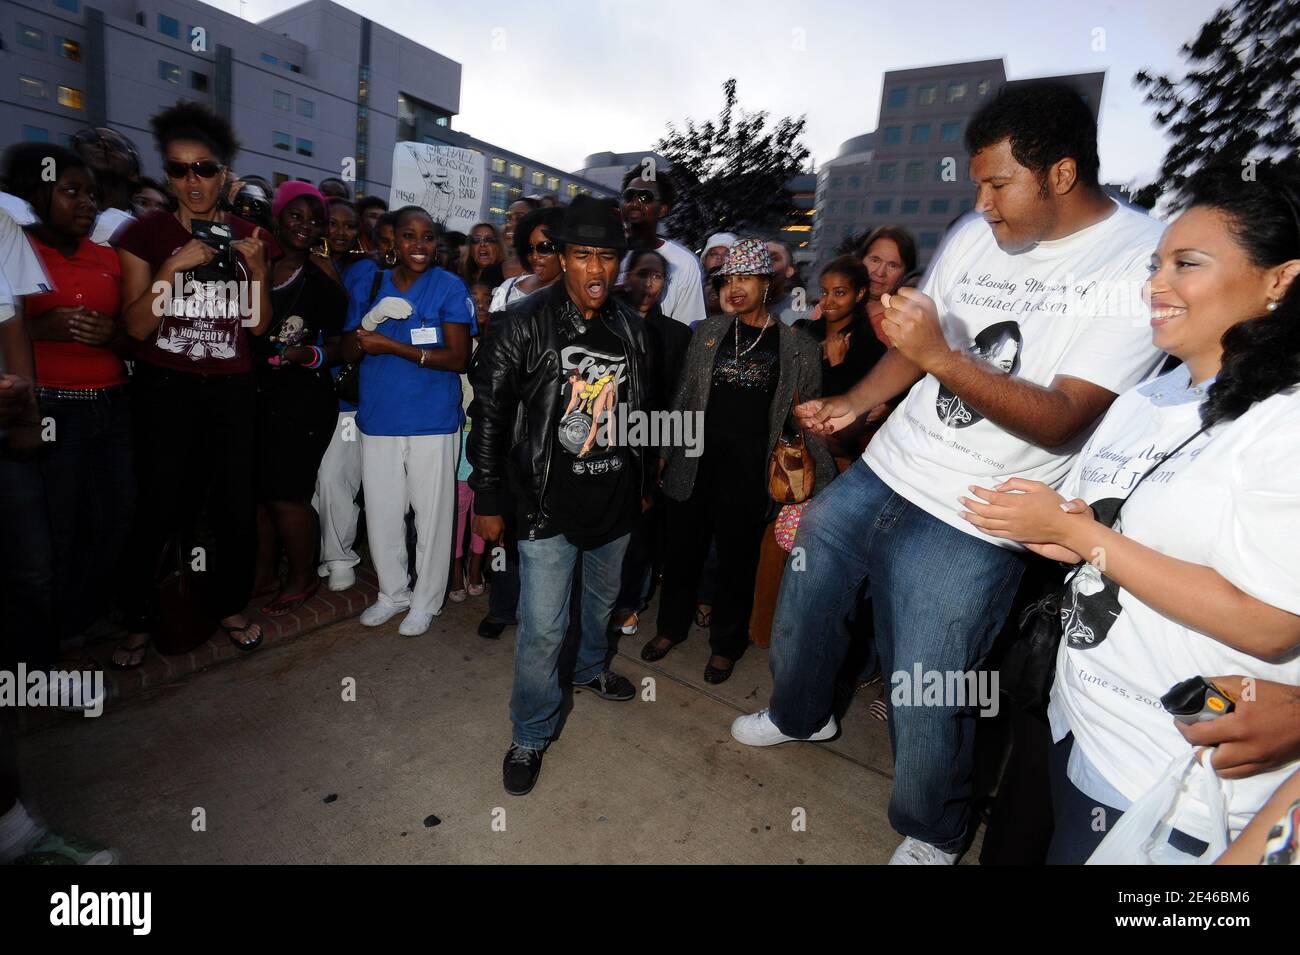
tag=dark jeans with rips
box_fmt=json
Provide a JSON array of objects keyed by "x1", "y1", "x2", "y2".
[
  {"x1": 120, "y1": 366, "x2": 258, "y2": 631},
  {"x1": 768, "y1": 459, "x2": 1026, "y2": 854}
]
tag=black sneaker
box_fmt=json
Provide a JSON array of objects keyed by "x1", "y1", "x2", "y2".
[
  {"x1": 478, "y1": 615, "x2": 513, "y2": 639},
  {"x1": 575, "y1": 669, "x2": 636, "y2": 701},
  {"x1": 502, "y1": 744, "x2": 542, "y2": 796}
]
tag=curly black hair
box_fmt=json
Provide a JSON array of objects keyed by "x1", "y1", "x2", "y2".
[
  {"x1": 622, "y1": 163, "x2": 676, "y2": 207},
  {"x1": 965, "y1": 80, "x2": 1100, "y2": 189},
  {"x1": 0, "y1": 143, "x2": 92, "y2": 223},
  {"x1": 149, "y1": 100, "x2": 239, "y2": 164},
  {"x1": 1186, "y1": 160, "x2": 1300, "y2": 429},
  {"x1": 513, "y1": 206, "x2": 565, "y2": 263}
]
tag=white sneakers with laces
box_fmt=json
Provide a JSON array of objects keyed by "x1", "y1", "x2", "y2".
[
  {"x1": 730, "y1": 708, "x2": 837, "y2": 746},
  {"x1": 888, "y1": 836, "x2": 959, "y2": 865}
]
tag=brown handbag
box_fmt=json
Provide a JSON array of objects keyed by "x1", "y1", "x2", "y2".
[{"x1": 768, "y1": 386, "x2": 815, "y2": 504}]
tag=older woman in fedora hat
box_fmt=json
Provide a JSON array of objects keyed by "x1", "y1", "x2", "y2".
[{"x1": 647, "y1": 238, "x2": 835, "y2": 684}]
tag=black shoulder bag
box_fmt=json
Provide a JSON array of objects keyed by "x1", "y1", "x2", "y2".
[
  {"x1": 1000, "y1": 424, "x2": 1211, "y2": 711},
  {"x1": 334, "y1": 269, "x2": 386, "y2": 406}
]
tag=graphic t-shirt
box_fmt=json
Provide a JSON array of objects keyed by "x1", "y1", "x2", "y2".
[
  {"x1": 253, "y1": 260, "x2": 347, "y2": 402},
  {"x1": 26, "y1": 235, "x2": 125, "y2": 389},
  {"x1": 541, "y1": 305, "x2": 638, "y2": 548},
  {"x1": 620, "y1": 237, "x2": 706, "y2": 327},
  {"x1": 864, "y1": 203, "x2": 1165, "y2": 546},
  {"x1": 1046, "y1": 368, "x2": 1300, "y2": 842},
  {"x1": 342, "y1": 266, "x2": 477, "y2": 436},
  {"x1": 0, "y1": 194, "x2": 50, "y2": 324},
  {"x1": 115, "y1": 210, "x2": 279, "y2": 375}
]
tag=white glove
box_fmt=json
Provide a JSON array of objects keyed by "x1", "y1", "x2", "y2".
[{"x1": 361, "y1": 296, "x2": 413, "y2": 330}]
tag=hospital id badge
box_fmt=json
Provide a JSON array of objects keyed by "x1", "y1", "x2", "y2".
[{"x1": 410, "y1": 325, "x2": 442, "y2": 346}]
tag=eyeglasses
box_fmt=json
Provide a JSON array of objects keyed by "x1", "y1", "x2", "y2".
[
  {"x1": 468, "y1": 236, "x2": 496, "y2": 246},
  {"x1": 622, "y1": 188, "x2": 657, "y2": 204},
  {"x1": 526, "y1": 241, "x2": 557, "y2": 256},
  {"x1": 164, "y1": 159, "x2": 224, "y2": 180}
]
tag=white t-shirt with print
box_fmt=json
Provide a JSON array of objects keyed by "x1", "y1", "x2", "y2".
[
  {"x1": 0, "y1": 193, "x2": 51, "y2": 325},
  {"x1": 864, "y1": 203, "x2": 1165, "y2": 546},
  {"x1": 1048, "y1": 368, "x2": 1300, "y2": 842},
  {"x1": 620, "y1": 237, "x2": 706, "y2": 327}
]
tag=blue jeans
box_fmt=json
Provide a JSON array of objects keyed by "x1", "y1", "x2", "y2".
[
  {"x1": 511, "y1": 533, "x2": 630, "y2": 750},
  {"x1": 769, "y1": 460, "x2": 1025, "y2": 853}
]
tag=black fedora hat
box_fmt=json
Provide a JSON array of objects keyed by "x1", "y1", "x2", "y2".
[{"x1": 543, "y1": 195, "x2": 628, "y2": 251}]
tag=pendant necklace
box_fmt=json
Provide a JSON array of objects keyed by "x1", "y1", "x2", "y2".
[{"x1": 734, "y1": 310, "x2": 772, "y2": 359}]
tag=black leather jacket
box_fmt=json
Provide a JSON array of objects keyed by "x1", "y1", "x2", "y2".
[{"x1": 467, "y1": 282, "x2": 654, "y2": 538}]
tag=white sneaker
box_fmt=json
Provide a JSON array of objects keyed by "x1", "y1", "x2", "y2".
[
  {"x1": 327, "y1": 566, "x2": 356, "y2": 592},
  {"x1": 398, "y1": 610, "x2": 434, "y2": 637},
  {"x1": 359, "y1": 599, "x2": 407, "y2": 627},
  {"x1": 730, "y1": 708, "x2": 837, "y2": 747},
  {"x1": 888, "y1": 836, "x2": 959, "y2": 865}
]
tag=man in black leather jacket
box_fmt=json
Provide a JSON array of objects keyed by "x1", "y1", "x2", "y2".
[{"x1": 467, "y1": 196, "x2": 655, "y2": 796}]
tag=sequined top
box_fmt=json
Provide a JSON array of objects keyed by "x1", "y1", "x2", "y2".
[{"x1": 702, "y1": 319, "x2": 779, "y2": 503}]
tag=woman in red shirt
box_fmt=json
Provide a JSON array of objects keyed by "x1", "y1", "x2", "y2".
[
  {"x1": 2, "y1": 143, "x2": 133, "y2": 662},
  {"x1": 114, "y1": 102, "x2": 274, "y2": 665}
]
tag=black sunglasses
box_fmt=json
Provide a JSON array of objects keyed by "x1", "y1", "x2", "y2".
[
  {"x1": 164, "y1": 159, "x2": 224, "y2": 180},
  {"x1": 622, "y1": 188, "x2": 658, "y2": 204},
  {"x1": 526, "y1": 241, "x2": 557, "y2": 256}
]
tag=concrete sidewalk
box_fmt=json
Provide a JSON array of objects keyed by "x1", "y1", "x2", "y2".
[{"x1": 16, "y1": 594, "x2": 981, "y2": 864}]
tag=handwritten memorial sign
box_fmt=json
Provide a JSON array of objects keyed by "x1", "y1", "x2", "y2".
[{"x1": 389, "y1": 142, "x2": 485, "y2": 232}]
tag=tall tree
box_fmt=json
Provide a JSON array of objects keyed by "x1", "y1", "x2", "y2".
[
  {"x1": 655, "y1": 78, "x2": 810, "y2": 250},
  {"x1": 1133, "y1": 0, "x2": 1299, "y2": 208}
]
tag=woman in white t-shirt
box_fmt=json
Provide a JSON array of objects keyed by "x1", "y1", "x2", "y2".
[{"x1": 958, "y1": 163, "x2": 1300, "y2": 863}]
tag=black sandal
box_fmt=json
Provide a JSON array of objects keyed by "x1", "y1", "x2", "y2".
[
  {"x1": 640, "y1": 635, "x2": 683, "y2": 662},
  {"x1": 703, "y1": 656, "x2": 735, "y2": 684},
  {"x1": 109, "y1": 634, "x2": 151, "y2": 671},
  {"x1": 694, "y1": 604, "x2": 712, "y2": 628},
  {"x1": 222, "y1": 621, "x2": 264, "y2": 653}
]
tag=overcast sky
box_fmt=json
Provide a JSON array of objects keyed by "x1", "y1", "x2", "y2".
[{"x1": 237, "y1": 0, "x2": 1224, "y2": 190}]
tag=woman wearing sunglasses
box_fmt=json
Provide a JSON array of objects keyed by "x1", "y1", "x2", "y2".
[
  {"x1": 460, "y1": 222, "x2": 505, "y2": 292},
  {"x1": 489, "y1": 207, "x2": 565, "y2": 312},
  {"x1": 113, "y1": 102, "x2": 278, "y2": 665}
]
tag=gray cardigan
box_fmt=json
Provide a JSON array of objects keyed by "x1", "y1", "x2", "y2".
[{"x1": 661, "y1": 313, "x2": 837, "y2": 504}]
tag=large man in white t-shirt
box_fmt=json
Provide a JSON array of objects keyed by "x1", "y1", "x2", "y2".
[
  {"x1": 619, "y1": 166, "x2": 706, "y2": 326},
  {"x1": 730, "y1": 82, "x2": 1165, "y2": 864}
]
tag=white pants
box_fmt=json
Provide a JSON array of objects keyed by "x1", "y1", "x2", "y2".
[
  {"x1": 315, "y1": 410, "x2": 363, "y2": 573},
  {"x1": 360, "y1": 432, "x2": 458, "y2": 616}
]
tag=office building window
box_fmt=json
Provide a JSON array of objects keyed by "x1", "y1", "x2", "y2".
[
  {"x1": 940, "y1": 121, "x2": 961, "y2": 143},
  {"x1": 531, "y1": 171, "x2": 545, "y2": 186},
  {"x1": 901, "y1": 199, "x2": 920, "y2": 214},
  {"x1": 566, "y1": 184, "x2": 579, "y2": 198},
  {"x1": 917, "y1": 84, "x2": 937, "y2": 105},
  {"x1": 285, "y1": 63, "x2": 301, "y2": 73},
  {"x1": 959, "y1": 198, "x2": 973, "y2": 213},
  {"x1": 977, "y1": 79, "x2": 991, "y2": 97},
  {"x1": 828, "y1": 201, "x2": 840, "y2": 215},
  {"x1": 905, "y1": 161, "x2": 925, "y2": 182},
  {"x1": 848, "y1": 175, "x2": 861, "y2": 190},
  {"x1": 920, "y1": 232, "x2": 939, "y2": 249},
  {"x1": 273, "y1": 131, "x2": 290, "y2": 151},
  {"x1": 261, "y1": 53, "x2": 278, "y2": 66},
  {"x1": 57, "y1": 85, "x2": 83, "y2": 110},
  {"x1": 910, "y1": 124, "x2": 931, "y2": 144},
  {"x1": 22, "y1": 125, "x2": 49, "y2": 142},
  {"x1": 887, "y1": 87, "x2": 907, "y2": 108},
  {"x1": 547, "y1": 176, "x2": 560, "y2": 191},
  {"x1": 18, "y1": 24, "x2": 44, "y2": 49},
  {"x1": 158, "y1": 14, "x2": 179, "y2": 38},
  {"x1": 491, "y1": 158, "x2": 506, "y2": 173},
  {"x1": 272, "y1": 172, "x2": 290, "y2": 187},
  {"x1": 55, "y1": 0, "x2": 80, "y2": 11},
  {"x1": 882, "y1": 126, "x2": 902, "y2": 145},
  {"x1": 58, "y1": 37, "x2": 81, "y2": 61},
  {"x1": 191, "y1": 71, "x2": 208, "y2": 92},
  {"x1": 829, "y1": 177, "x2": 841, "y2": 190},
  {"x1": 872, "y1": 199, "x2": 891, "y2": 215},
  {"x1": 929, "y1": 198, "x2": 950, "y2": 214},
  {"x1": 508, "y1": 162, "x2": 523, "y2": 180},
  {"x1": 19, "y1": 76, "x2": 48, "y2": 99},
  {"x1": 298, "y1": 98, "x2": 314, "y2": 117},
  {"x1": 508, "y1": 185, "x2": 523, "y2": 201},
  {"x1": 878, "y1": 162, "x2": 897, "y2": 183},
  {"x1": 947, "y1": 82, "x2": 967, "y2": 103},
  {"x1": 296, "y1": 138, "x2": 313, "y2": 157},
  {"x1": 159, "y1": 61, "x2": 180, "y2": 84},
  {"x1": 274, "y1": 90, "x2": 291, "y2": 110}
]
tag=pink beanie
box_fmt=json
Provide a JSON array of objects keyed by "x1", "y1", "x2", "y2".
[{"x1": 271, "y1": 180, "x2": 328, "y2": 221}]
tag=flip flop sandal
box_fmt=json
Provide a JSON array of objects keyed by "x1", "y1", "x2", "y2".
[
  {"x1": 467, "y1": 582, "x2": 486, "y2": 597},
  {"x1": 868, "y1": 697, "x2": 889, "y2": 721},
  {"x1": 261, "y1": 580, "x2": 320, "y2": 617},
  {"x1": 222, "y1": 622, "x2": 264, "y2": 653},
  {"x1": 694, "y1": 605, "x2": 712, "y2": 628},
  {"x1": 109, "y1": 635, "x2": 152, "y2": 671},
  {"x1": 448, "y1": 588, "x2": 468, "y2": 603}
]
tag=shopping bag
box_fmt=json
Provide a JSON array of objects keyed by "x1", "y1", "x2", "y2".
[{"x1": 1086, "y1": 748, "x2": 1229, "y2": 865}]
